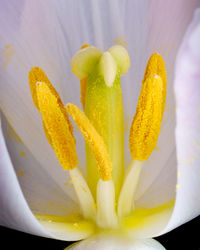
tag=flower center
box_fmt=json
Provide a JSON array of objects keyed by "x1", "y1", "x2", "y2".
[{"x1": 28, "y1": 45, "x2": 167, "y2": 230}]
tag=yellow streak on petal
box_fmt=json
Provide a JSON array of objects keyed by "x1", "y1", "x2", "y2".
[
  {"x1": 35, "y1": 213, "x2": 95, "y2": 241},
  {"x1": 80, "y1": 78, "x2": 87, "y2": 110},
  {"x1": 143, "y1": 53, "x2": 167, "y2": 115},
  {"x1": 122, "y1": 199, "x2": 174, "y2": 231},
  {"x1": 66, "y1": 103, "x2": 112, "y2": 181},
  {"x1": 3, "y1": 44, "x2": 15, "y2": 67},
  {"x1": 36, "y1": 82, "x2": 78, "y2": 170},
  {"x1": 129, "y1": 75, "x2": 162, "y2": 161}
]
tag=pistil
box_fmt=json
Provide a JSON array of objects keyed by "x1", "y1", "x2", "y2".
[{"x1": 71, "y1": 45, "x2": 130, "y2": 198}]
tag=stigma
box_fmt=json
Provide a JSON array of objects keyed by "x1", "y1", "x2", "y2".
[{"x1": 28, "y1": 45, "x2": 167, "y2": 229}]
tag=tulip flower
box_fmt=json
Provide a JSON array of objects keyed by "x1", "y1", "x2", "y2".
[{"x1": 0, "y1": 1, "x2": 200, "y2": 249}]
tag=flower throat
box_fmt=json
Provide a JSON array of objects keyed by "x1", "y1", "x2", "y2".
[{"x1": 29, "y1": 44, "x2": 167, "y2": 229}]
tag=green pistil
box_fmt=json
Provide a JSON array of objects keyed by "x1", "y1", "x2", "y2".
[
  {"x1": 85, "y1": 69, "x2": 124, "y2": 198},
  {"x1": 71, "y1": 45, "x2": 130, "y2": 200}
]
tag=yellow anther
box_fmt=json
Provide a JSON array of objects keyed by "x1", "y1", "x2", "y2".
[
  {"x1": 129, "y1": 74, "x2": 163, "y2": 161},
  {"x1": 66, "y1": 103, "x2": 112, "y2": 181},
  {"x1": 143, "y1": 53, "x2": 167, "y2": 115},
  {"x1": 36, "y1": 82, "x2": 78, "y2": 170},
  {"x1": 81, "y1": 44, "x2": 90, "y2": 49},
  {"x1": 28, "y1": 67, "x2": 74, "y2": 135},
  {"x1": 80, "y1": 78, "x2": 87, "y2": 110},
  {"x1": 29, "y1": 67, "x2": 59, "y2": 110}
]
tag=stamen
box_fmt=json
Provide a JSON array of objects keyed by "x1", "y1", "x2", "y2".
[
  {"x1": 36, "y1": 82, "x2": 78, "y2": 170},
  {"x1": 143, "y1": 53, "x2": 167, "y2": 115},
  {"x1": 66, "y1": 103, "x2": 112, "y2": 181},
  {"x1": 129, "y1": 74, "x2": 163, "y2": 161}
]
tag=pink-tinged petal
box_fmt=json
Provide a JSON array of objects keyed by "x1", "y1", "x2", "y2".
[
  {"x1": 160, "y1": 9, "x2": 200, "y2": 234},
  {"x1": 134, "y1": 0, "x2": 200, "y2": 207},
  {"x1": 0, "y1": 115, "x2": 51, "y2": 237}
]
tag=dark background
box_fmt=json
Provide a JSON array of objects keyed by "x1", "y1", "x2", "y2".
[{"x1": 0, "y1": 216, "x2": 199, "y2": 250}]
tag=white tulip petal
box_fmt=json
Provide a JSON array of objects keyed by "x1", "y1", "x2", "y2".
[
  {"x1": 66, "y1": 234, "x2": 166, "y2": 250},
  {"x1": 0, "y1": 115, "x2": 94, "y2": 241},
  {"x1": 1, "y1": 0, "x2": 200, "y2": 240},
  {"x1": 0, "y1": 0, "x2": 81, "y2": 201},
  {"x1": 1, "y1": 113, "x2": 79, "y2": 216},
  {"x1": 159, "y1": 8, "x2": 200, "y2": 235},
  {"x1": 0, "y1": 0, "x2": 131, "y2": 202},
  {"x1": 0, "y1": 115, "x2": 51, "y2": 237},
  {"x1": 132, "y1": 0, "x2": 200, "y2": 206}
]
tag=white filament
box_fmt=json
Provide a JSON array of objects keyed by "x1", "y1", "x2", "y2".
[
  {"x1": 69, "y1": 167, "x2": 96, "y2": 220},
  {"x1": 118, "y1": 160, "x2": 142, "y2": 218},
  {"x1": 96, "y1": 179, "x2": 118, "y2": 228}
]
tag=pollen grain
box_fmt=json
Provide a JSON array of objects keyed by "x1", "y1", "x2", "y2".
[{"x1": 80, "y1": 78, "x2": 87, "y2": 110}]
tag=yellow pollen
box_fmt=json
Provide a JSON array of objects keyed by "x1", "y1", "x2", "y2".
[
  {"x1": 79, "y1": 45, "x2": 90, "y2": 110},
  {"x1": 28, "y1": 67, "x2": 74, "y2": 137},
  {"x1": 80, "y1": 78, "x2": 87, "y2": 110},
  {"x1": 80, "y1": 44, "x2": 90, "y2": 49},
  {"x1": 66, "y1": 103, "x2": 112, "y2": 181},
  {"x1": 29, "y1": 67, "x2": 59, "y2": 110},
  {"x1": 129, "y1": 74, "x2": 163, "y2": 161},
  {"x1": 36, "y1": 82, "x2": 78, "y2": 170},
  {"x1": 20, "y1": 151, "x2": 25, "y2": 157},
  {"x1": 143, "y1": 53, "x2": 167, "y2": 115},
  {"x1": 18, "y1": 170, "x2": 23, "y2": 176}
]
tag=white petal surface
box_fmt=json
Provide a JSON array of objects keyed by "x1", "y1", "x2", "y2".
[
  {"x1": 159, "y1": 8, "x2": 200, "y2": 235},
  {"x1": 0, "y1": 0, "x2": 136, "y2": 201},
  {"x1": 0, "y1": 0, "x2": 200, "y2": 214},
  {"x1": 0, "y1": 115, "x2": 51, "y2": 237},
  {"x1": 134, "y1": 0, "x2": 200, "y2": 207},
  {"x1": 0, "y1": 114, "x2": 95, "y2": 240},
  {"x1": 1, "y1": 113, "x2": 79, "y2": 216},
  {"x1": 66, "y1": 234, "x2": 166, "y2": 250},
  {"x1": 0, "y1": 0, "x2": 80, "y2": 201}
]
